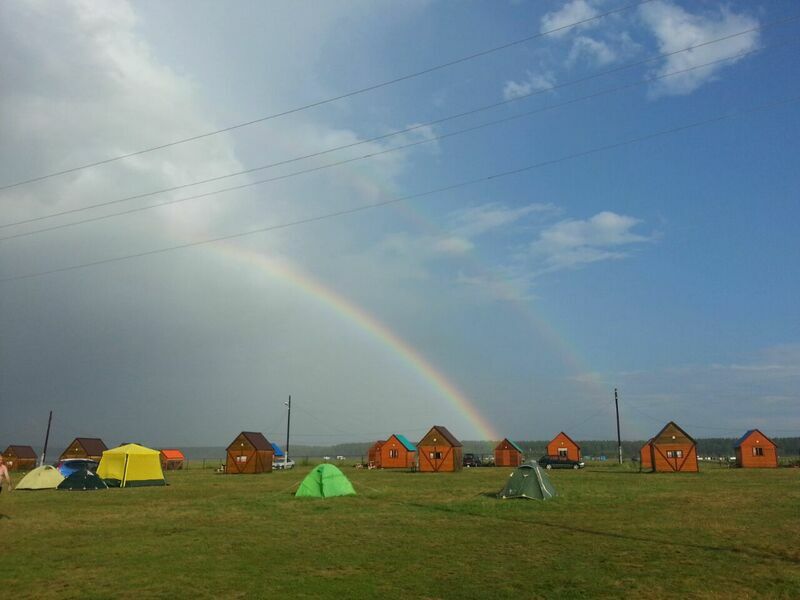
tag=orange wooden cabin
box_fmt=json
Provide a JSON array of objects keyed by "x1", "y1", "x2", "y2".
[
  {"x1": 368, "y1": 440, "x2": 385, "y2": 468},
  {"x1": 735, "y1": 429, "x2": 778, "y2": 468},
  {"x1": 418, "y1": 425, "x2": 463, "y2": 472},
  {"x1": 59, "y1": 437, "x2": 108, "y2": 462},
  {"x1": 160, "y1": 449, "x2": 185, "y2": 470},
  {"x1": 494, "y1": 438, "x2": 524, "y2": 467},
  {"x1": 639, "y1": 439, "x2": 653, "y2": 471},
  {"x1": 645, "y1": 421, "x2": 699, "y2": 473},
  {"x1": 2, "y1": 445, "x2": 37, "y2": 471},
  {"x1": 226, "y1": 432, "x2": 274, "y2": 474},
  {"x1": 379, "y1": 434, "x2": 417, "y2": 469},
  {"x1": 546, "y1": 432, "x2": 581, "y2": 461}
]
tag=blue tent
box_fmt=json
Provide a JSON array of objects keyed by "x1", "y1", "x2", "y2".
[{"x1": 270, "y1": 442, "x2": 284, "y2": 457}]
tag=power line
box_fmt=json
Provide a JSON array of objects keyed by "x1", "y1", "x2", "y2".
[
  {"x1": 0, "y1": 0, "x2": 656, "y2": 192},
  {"x1": 4, "y1": 15, "x2": 794, "y2": 231},
  {"x1": 2, "y1": 42, "x2": 786, "y2": 244},
  {"x1": 625, "y1": 401, "x2": 799, "y2": 434},
  {"x1": 1, "y1": 93, "x2": 796, "y2": 285}
]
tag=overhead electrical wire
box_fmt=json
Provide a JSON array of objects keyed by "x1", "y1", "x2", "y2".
[
  {"x1": 2, "y1": 93, "x2": 797, "y2": 285},
  {"x1": 2, "y1": 41, "x2": 791, "y2": 244},
  {"x1": 3, "y1": 14, "x2": 796, "y2": 232},
  {"x1": 0, "y1": 0, "x2": 657, "y2": 192}
]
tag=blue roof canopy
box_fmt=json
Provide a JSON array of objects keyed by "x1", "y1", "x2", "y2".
[
  {"x1": 270, "y1": 442, "x2": 284, "y2": 457},
  {"x1": 394, "y1": 434, "x2": 417, "y2": 452}
]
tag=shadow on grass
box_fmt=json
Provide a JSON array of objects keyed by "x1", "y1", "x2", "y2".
[{"x1": 404, "y1": 502, "x2": 800, "y2": 565}]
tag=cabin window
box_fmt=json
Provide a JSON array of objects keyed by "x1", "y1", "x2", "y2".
[
  {"x1": 752, "y1": 447, "x2": 764, "y2": 457},
  {"x1": 429, "y1": 451, "x2": 442, "y2": 460},
  {"x1": 558, "y1": 448, "x2": 568, "y2": 457},
  {"x1": 666, "y1": 450, "x2": 683, "y2": 458},
  {"x1": 235, "y1": 455, "x2": 248, "y2": 463},
  {"x1": 389, "y1": 449, "x2": 398, "y2": 458}
]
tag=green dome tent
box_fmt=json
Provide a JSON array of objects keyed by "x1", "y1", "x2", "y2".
[
  {"x1": 16, "y1": 465, "x2": 65, "y2": 490},
  {"x1": 58, "y1": 468, "x2": 108, "y2": 491},
  {"x1": 295, "y1": 464, "x2": 356, "y2": 498},
  {"x1": 498, "y1": 463, "x2": 557, "y2": 500}
]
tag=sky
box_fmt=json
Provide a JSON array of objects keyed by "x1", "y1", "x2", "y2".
[{"x1": 1, "y1": 0, "x2": 799, "y2": 448}]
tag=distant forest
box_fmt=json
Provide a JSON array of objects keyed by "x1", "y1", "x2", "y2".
[{"x1": 178, "y1": 437, "x2": 800, "y2": 461}]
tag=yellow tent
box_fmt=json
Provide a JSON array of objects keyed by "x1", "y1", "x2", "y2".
[{"x1": 97, "y1": 444, "x2": 166, "y2": 488}]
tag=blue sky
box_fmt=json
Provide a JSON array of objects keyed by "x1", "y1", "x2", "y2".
[{"x1": 1, "y1": 0, "x2": 798, "y2": 447}]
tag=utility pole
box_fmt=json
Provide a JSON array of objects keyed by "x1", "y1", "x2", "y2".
[
  {"x1": 284, "y1": 395, "x2": 291, "y2": 467},
  {"x1": 614, "y1": 388, "x2": 622, "y2": 464},
  {"x1": 41, "y1": 410, "x2": 53, "y2": 466}
]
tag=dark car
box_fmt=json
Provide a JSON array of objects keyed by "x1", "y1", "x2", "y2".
[
  {"x1": 462, "y1": 453, "x2": 482, "y2": 468},
  {"x1": 538, "y1": 455, "x2": 585, "y2": 470}
]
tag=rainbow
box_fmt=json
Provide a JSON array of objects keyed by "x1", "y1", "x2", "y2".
[{"x1": 210, "y1": 241, "x2": 502, "y2": 440}]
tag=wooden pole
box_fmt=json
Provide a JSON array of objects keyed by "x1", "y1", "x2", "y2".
[
  {"x1": 615, "y1": 388, "x2": 623, "y2": 464},
  {"x1": 285, "y1": 395, "x2": 292, "y2": 467},
  {"x1": 41, "y1": 410, "x2": 53, "y2": 466}
]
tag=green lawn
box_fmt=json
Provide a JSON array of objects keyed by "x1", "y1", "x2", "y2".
[{"x1": 3, "y1": 463, "x2": 799, "y2": 599}]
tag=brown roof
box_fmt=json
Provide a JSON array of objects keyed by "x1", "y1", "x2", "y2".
[
  {"x1": 239, "y1": 432, "x2": 272, "y2": 451},
  {"x1": 652, "y1": 421, "x2": 696, "y2": 445},
  {"x1": 553, "y1": 431, "x2": 581, "y2": 450},
  {"x1": 74, "y1": 438, "x2": 108, "y2": 455},
  {"x1": 4, "y1": 445, "x2": 37, "y2": 459},
  {"x1": 430, "y1": 425, "x2": 462, "y2": 447}
]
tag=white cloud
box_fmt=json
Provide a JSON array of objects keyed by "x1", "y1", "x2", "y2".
[
  {"x1": 540, "y1": 0, "x2": 601, "y2": 38},
  {"x1": 639, "y1": 0, "x2": 760, "y2": 97},
  {"x1": 433, "y1": 236, "x2": 474, "y2": 255},
  {"x1": 451, "y1": 202, "x2": 556, "y2": 237},
  {"x1": 502, "y1": 71, "x2": 556, "y2": 101},
  {"x1": 568, "y1": 36, "x2": 617, "y2": 66},
  {"x1": 532, "y1": 211, "x2": 651, "y2": 271}
]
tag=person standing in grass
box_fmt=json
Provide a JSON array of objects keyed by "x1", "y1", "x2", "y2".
[{"x1": 0, "y1": 455, "x2": 11, "y2": 493}]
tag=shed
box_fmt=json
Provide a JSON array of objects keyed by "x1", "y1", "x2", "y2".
[
  {"x1": 379, "y1": 434, "x2": 417, "y2": 469},
  {"x1": 735, "y1": 429, "x2": 779, "y2": 468},
  {"x1": 225, "y1": 432, "x2": 274, "y2": 474},
  {"x1": 2, "y1": 445, "x2": 37, "y2": 471},
  {"x1": 546, "y1": 432, "x2": 581, "y2": 461},
  {"x1": 494, "y1": 438, "x2": 524, "y2": 467},
  {"x1": 160, "y1": 449, "x2": 185, "y2": 470},
  {"x1": 59, "y1": 438, "x2": 108, "y2": 462},
  {"x1": 417, "y1": 425, "x2": 463, "y2": 472},
  {"x1": 639, "y1": 439, "x2": 653, "y2": 471},
  {"x1": 367, "y1": 440, "x2": 385, "y2": 468},
  {"x1": 647, "y1": 421, "x2": 698, "y2": 473}
]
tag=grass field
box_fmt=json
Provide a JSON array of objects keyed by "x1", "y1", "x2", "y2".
[{"x1": 3, "y1": 462, "x2": 799, "y2": 599}]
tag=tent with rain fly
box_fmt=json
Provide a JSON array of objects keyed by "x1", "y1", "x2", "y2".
[
  {"x1": 16, "y1": 465, "x2": 65, "y2": 490},
  {"x1": 58, "y1": 468, "x2": 108, "y2": 491},
  {"x1": 498, "y1": 463, "x2": 557, "y2": 500},
  {"x1": 98, "y1": 444, "x2": 166, "y2": 487},
  {"x1": 295, "y1": 464, "x2": 356, "y2": 498}
]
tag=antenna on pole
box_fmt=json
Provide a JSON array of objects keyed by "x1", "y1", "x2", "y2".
[
  {"x1": 614, "y1": 388, "x2": 622, "y2": 465},
  {"x1": 284, "y1": 395, "x2": 292, "y2": 467},
  {"x1": 41, "y1": 410, "x2": 53, "y2": 466}
]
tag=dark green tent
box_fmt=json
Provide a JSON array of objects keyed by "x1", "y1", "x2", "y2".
[
  {"x1": 57, "y1": 468, "x2": 108, "y2": 491},
  {"x1": 295, "y1": 464, "x2": 355, "y2": 498},
  {"x1": 498, "y1": 463, "x2": 557, "y2": 500}
]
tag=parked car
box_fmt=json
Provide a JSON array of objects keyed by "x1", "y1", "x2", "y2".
[
  {"x1": 273, "y1": 458, "x2": 295, "y2": 470},
  {"x1": 538, "y1": 455, "x2": 585, "y2": 470},
  {"x1": 462, "y1": 453, "x2": 482, "y2": 468},
  {"x1": 56, "y1": 458, "x2": 99, "y2": 477}
]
